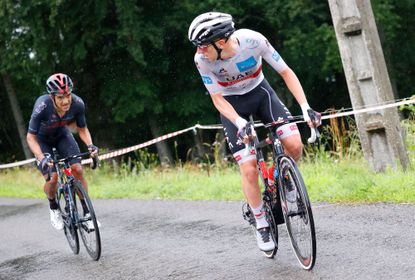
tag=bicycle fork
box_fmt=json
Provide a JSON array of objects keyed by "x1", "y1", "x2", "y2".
[{"x1": 62, "y1": 183, "x2": 79, "y2": 228}]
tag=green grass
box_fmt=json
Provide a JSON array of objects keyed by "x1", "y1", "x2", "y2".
[
  {"x1": 2, "y1": 113, "x2": 414, "y2": 203},
  {"x1": 1, "y1": 158, "x2": 414, "y2": 203},
  {"x1": 302, "y1": 158, "x2": 415, "y2": 203}
]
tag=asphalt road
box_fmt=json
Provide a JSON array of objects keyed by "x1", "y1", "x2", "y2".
[{"x1": 0, "y1": 198, "x2": 414, "y2": 280}]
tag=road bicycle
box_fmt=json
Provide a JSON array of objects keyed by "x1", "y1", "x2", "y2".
[
  {"x1": 242, "y1": 113, "x2": 318, "y2": 270},
  {"x1": 50, "y1": 148, "x2": 101, "y2": 261}
]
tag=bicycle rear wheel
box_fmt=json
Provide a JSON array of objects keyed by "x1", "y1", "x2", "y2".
[
  {"x1": 57, "y1": 185, "x2": 79, "y2": 255},
  {"x1": 73, "y1": 181, "x2": 101, "y2": 261},
  {"x1": 278, "y1": 156, "x2": 316, "y2": 270}
]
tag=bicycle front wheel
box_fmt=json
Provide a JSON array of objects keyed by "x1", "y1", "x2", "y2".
[
  {"x1": 73, "y1": 181, "x2": 101, "y2": 261},
  {"x1": 278, "y1": 156, "x2": 316, "y2": 270},
  {"x1": 57, "y1": 186, "x2": 80, "y2": 255},
  {"x1": 263, "y1": 202, "x2": 279, "y2": 258}
]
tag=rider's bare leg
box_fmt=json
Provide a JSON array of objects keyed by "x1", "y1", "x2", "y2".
[
  {"x1": 43, "y1": 173, "x2": 58, "y2": 201},
  {"x1": 71, "y1": 163, "x2": 88, "y2": 192},
  {"x1": 281, "y1": 134, "x2": 303, "y2": 162}
]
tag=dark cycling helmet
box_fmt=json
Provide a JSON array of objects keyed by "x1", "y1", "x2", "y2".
[
  {"x1": 188, "y1": 12, "x2": 235, "y2": 47},
  {"x1": 46, "y1": 73, "x2": 73, "y2": 95}
]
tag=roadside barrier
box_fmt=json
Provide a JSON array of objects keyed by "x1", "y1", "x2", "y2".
[{"x1": 1, "y1": 97, "x2": 414, "y2": 169}]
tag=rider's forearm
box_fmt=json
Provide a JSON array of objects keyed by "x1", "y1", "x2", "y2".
[
  {"x1": 210, "y1": 92, "x2": 241, "y2": 124},
  {"x1": 280, "y1": 67, "x2": 308, "y2": 106},
  {"x1": 78, "y1": 127, "x2": 93, "y2": 146},
  {"x1": 26, "y1": 133, "x2": 45, "y2": 160}
]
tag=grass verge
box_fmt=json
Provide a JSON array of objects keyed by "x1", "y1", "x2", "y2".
[{"x1": 1, "y1": 158, "x2": 414, "y2": 203}]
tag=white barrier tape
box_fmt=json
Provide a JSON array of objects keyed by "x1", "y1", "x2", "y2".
[
  {"x1": 321, "y1": 98, "x2": 415, "y2": 120},
  {"x1": 2, "y1": 125, "x2": 205, "y2": 169},
  {"x1": 194, "y1": 124, "x2": 223, "y2": 130},
  {"x1": 0, "y1": 158, "x2": 36, "y2": 169},
  {"x1": 2, "y1": 97, "x2": 414, "y2": 169},
  {"x1": 288, "y1": 98, "x2": 415, "y2": 125},
  {"x1": 81, "y1": 126, "x2": 197, "y2": 165}
]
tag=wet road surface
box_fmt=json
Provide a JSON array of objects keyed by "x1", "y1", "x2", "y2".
[{"x1": 0, "y1": 198, "x2": 415, "y2": 280}]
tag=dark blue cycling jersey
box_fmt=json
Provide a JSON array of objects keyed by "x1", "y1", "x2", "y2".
[{"x1": 28, "y1": 93, "x2": 86, "y2": 139}]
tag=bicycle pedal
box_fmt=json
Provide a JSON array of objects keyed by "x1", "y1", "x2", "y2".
[{"x1": 242, "y1": 203, "x2": 256, "y2": 226}]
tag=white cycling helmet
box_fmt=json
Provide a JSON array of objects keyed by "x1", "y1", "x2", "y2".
[{"x1": 188, "y1": 12, "x2": 235, "y2": 47}]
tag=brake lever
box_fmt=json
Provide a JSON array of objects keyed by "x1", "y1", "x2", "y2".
[
  {"x1": 243, "y1": 143, "x2": 251, "y2": 156},
  {"x1": 306, "y1": 109, "x2": 321, "y2": 144},
  {"x1": 307, "y1": 127, "x2": 320, "y2": 144},
  {"x1": 91, "y1": 156, "x2": 99, "y2": 170},
  {"x1": 243, "y1": 123, "x2": 255, "y2": 156}
]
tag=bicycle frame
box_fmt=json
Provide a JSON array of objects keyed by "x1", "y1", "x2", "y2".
[
  {"x1": 245, "y1": 117, "x2": 289, "y2": 199},
  {"x1": 244, "y1": 115, "x2": 318, "y2": 269},
  {"x1": 49, "y1": 148, "x2": 101, "y2": 260}
]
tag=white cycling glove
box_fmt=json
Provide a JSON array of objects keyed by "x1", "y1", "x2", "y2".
[{"x1": 300, "y1": 103, "x2": 312, "y2": 123}]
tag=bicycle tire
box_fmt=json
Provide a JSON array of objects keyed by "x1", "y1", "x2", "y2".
[
  {"x1": 278, "y1": 156, "x2": 316, "y2": 270},
  {"x1": 74, "y1": 180, "x2": 101, "y2": 261},
  {"x1": 57, "y1": 185, "x2": 80, "y2": 255},
  {"x1": 262, "y1": 202, "x2": 279, "y2": 258}
]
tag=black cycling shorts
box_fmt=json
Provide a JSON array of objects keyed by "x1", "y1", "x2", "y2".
[
  {"x1": 36, "y1": 128, "x2": 81, "y2": 175},
  {"x1": 220, "y1": 78, "x2": 298, "y2": 164}
]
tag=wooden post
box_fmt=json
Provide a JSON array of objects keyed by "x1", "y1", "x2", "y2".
[{"x1": 328, "y1": 0, "x2": 409, "y2": 171}]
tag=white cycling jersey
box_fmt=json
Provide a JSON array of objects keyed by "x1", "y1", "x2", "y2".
[{"x1": 194, "y1": 29, "x2": 288, "y2": 96}]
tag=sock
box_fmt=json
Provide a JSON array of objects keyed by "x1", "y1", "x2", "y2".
[
  {"x1": 48, "y1": 198, "x2": 58, "y2": 210},
  {"x1": 251, "y1": 202, "x2": 269, "y2": 229}
]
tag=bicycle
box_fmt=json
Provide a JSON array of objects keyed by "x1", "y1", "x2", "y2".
[
  {"x1": 50, "y1": 148, "x2": 101, "y2": 261},
  {"x1": 242, "y1": 112, "x2": 319, "y2": 270}
]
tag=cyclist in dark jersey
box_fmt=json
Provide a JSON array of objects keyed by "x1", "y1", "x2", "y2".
[
  {"x1": 189, "y1": 12, "x2": 321, "y2": 253},
  {"x1": 26, "y1": 73, "x2": 99, "y2": 230}
]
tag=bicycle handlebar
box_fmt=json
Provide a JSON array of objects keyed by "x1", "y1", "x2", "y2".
[
  {"x1": 46, "y1": 151, "x2": 98, "y2": 181},
  {"x1": 307, "y1": 127, "x2": 320, "y2": 144},
  {"x1": 306, "y1": 108, "x2": 321, "y2": 144},
  {"x1": 242, "y1": 116, "x2": 320, "y2": 156}
]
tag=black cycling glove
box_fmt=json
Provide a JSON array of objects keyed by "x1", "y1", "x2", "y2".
[
  {"x1": 87, "y1": 144, "x2": 99, "y2": 156},
  {"x1": 307, "y1": 109, "x2": 322, "y2": 127},
  {"x1": 38, "y1": 154, "x2": 53, "y2": 173}
]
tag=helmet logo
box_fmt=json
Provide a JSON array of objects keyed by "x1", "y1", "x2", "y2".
[{"x1": 200, "y1": 28, "x2": 211, "y2": 39}]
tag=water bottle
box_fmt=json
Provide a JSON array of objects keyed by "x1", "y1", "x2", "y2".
[
  {"x1": 274, "y1": 167, "x2": 279, "y2": 181},
  {"x1": 267, "y1": 166, "x2": 277, "y2": 192}
]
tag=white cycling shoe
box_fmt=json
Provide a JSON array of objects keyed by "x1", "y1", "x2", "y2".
[
  {"x1": 255, "y1": 227, "x2": 275, "y2": 252},
  {"x1": 49, "y1": 209, "x2": 64, "y2": 230},
  {"x1": 84, "y1": 213, "x2": 101, "y2": 230}
]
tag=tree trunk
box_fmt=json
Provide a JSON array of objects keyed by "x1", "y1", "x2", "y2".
[
  {"x1": 148, "y1": 118, "x2": 174, "y2": 166},
  {"x1": 2, "y1": 73, "x2": 32, "y2": 159}
]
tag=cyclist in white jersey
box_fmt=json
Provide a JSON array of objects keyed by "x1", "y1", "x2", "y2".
[{"x1": 189, "y1": 12, "x2": 321, "y2": 253}]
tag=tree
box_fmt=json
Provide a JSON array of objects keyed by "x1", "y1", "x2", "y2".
[{"x1": 0, "y1": 0, "x2": 413, "y2": 164}]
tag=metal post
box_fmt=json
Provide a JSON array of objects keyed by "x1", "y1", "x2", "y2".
[{"x1": 328, "y1": 0, "x2": 409, "y2": 172}]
